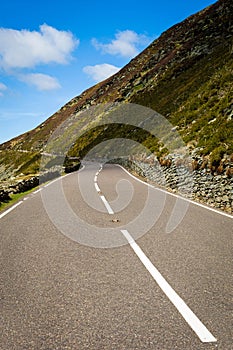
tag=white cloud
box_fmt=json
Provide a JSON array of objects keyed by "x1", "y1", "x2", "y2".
[
  {"x1": 20, "y1": 73, "x2": 61, "y2": 91},
  {"x1": 0, "y1": 82, "x2": 7, "y2": 90},
  {"x1": 83, "y1": 64, "x2": 121, "y2": 82},
  {"x1": 0, "y1": 24, "x2": 78, "y2": 69},
  {"x1": 92, "y1": 30, "x2": 150, "y2": 58},
  {"x1": 0, "y1": 82, "x2": 7, "y2": 96}
]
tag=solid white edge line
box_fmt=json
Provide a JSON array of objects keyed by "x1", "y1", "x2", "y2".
[
  {"x1": 100, "y1": 195, "x2": 114, "y2": 215},
  {"x1": 0, "y1": 166, "x2": 86, "y2": 219},
  {"x1": 117, "y1": 165, "x2": 233, "y2": 219},
  {"x1": 43, "y1": 165, "x2": 85, "y2": 188},
  {"x1": 0, "y1": 201, "x2": 23, "y2": 219},
  {"x1": 44, "y1": 176, "x2": 64, "y2": 188},
  {"x1": 121, "y1": 229, "x2": 217, "y2": 343},
  {"x1": 34, "y1": 188, "x2": 42, "y2": 194},
  {"x1": 79, "y1": 165, "x2": 86, "y2": 172}
]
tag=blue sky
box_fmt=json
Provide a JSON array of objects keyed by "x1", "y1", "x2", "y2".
[{"x1": 0, "y1": 0, "x2": 216, "y2": 144}]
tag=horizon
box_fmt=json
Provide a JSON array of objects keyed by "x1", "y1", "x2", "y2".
[{"x1": 0, "y1": 0, "x2": 216, "y2": 144}]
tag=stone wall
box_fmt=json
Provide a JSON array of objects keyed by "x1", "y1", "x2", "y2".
[
  {"x1": 114, "y1": 157, "x2": 233, "y2": 214},
  {"x1": 0, "y1": 170, "x2": 60, "y2": 204}
]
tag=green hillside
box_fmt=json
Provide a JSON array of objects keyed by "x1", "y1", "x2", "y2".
[{"x1": 0, "y1": 0, "x2": 232, "y2": 185}]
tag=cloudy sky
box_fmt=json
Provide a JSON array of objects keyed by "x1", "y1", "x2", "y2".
[{"x1": 0, "y1": 0, "x2": 215, "y2": 143}]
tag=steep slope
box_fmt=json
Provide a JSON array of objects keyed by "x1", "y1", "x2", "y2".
[{"x1": 0, "y1": 0, "x2": 232, "y2": 182}]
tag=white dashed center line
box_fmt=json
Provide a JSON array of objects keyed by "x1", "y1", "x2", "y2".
[
  {"x1": 94, "y1": 182, "x2": 101, "y2": 193},
  {"x1": 94, "y1": 167, "x2": 114, "y2": 214},
  {"x1": 100, "y1": 195, "x2": 114, "y2": 215},
  {"x1": 94, "y1": 165, "x2": 217, "y2": 344},
  {"x1": 121, "y1": 229, "x2": 217, "y2": 343}
]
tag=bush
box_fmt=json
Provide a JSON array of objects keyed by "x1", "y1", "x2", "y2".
[{"x1": 210, "y1": 146, "x2": 225, "y2": 167}]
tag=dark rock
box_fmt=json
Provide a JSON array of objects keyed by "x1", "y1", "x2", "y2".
[{"x1": 0, "y1": 190, "x2": 11, "y2": 203}]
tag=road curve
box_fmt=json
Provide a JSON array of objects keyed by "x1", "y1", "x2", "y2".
[{"x1": 0, "y1": 163, "x2": 232, "y2": 350}]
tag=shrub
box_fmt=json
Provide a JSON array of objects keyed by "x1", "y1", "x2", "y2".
[{"x1": 210, "y1": 146, "x2": 225, "y2": 167}]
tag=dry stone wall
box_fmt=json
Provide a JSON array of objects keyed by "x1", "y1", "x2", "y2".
[{"x1": 115, "y1": 157, "x2": 233, "y2": 214}]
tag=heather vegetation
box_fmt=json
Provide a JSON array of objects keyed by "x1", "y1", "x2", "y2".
[{"x1": 131, "y1": 41, "x2": 233, "y2": 166}]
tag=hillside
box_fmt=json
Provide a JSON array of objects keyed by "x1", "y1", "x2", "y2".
[{"x1": 0, "y1": 0, "x2": 232, "y2": 185}]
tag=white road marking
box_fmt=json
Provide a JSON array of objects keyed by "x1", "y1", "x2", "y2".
[
  {"x1": 118, "y1": 165, "x2": 233, "y2": 219},
  {"x1": 100, "y1": 195, "x2": 114, "y2": 214},
  {"x1": 94, "y1": 166, "x2": 114, "y2": 214},
  {"x1": 77, "y1": 164, "x2": 85, "y2": 173},
  {"x1": 121, "y1": 229, "x2": 217, "y2": 343},
  {"x1": 0, "y1": 201, "x2": 23, "y2": 219},
  {"x1": 44, "y1": 177, "x2": 62, "y2": 187},
  {"x1": 34, "y1": 188, "x2": 42, "y2": 194},
  {"x1": 94, "y1": 182, "x2": 101, "y2": 192},
  {"x1": 43, "y1": 170, "x2": 77, "y2": 188}
]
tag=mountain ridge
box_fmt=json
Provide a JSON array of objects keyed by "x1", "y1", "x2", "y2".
[{"x1": 0, "y1": 0, "x2": 232, "y2": 182}]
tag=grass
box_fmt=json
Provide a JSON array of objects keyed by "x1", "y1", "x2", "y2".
[
  {"x1": 0, "y1": 187, "x2": 39, "y2": 212},
  {"x1": 0, "y1": 150, "x2": 41, "y2": 180}
]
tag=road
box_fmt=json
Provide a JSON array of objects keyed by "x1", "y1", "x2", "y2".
[{"x1": 0, "y1": 163, "x2": 232, "y2": 349}]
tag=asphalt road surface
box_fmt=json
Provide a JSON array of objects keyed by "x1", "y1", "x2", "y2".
[{"x1": 0, "y1": 163, "x2": 232, "y2": 350}]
